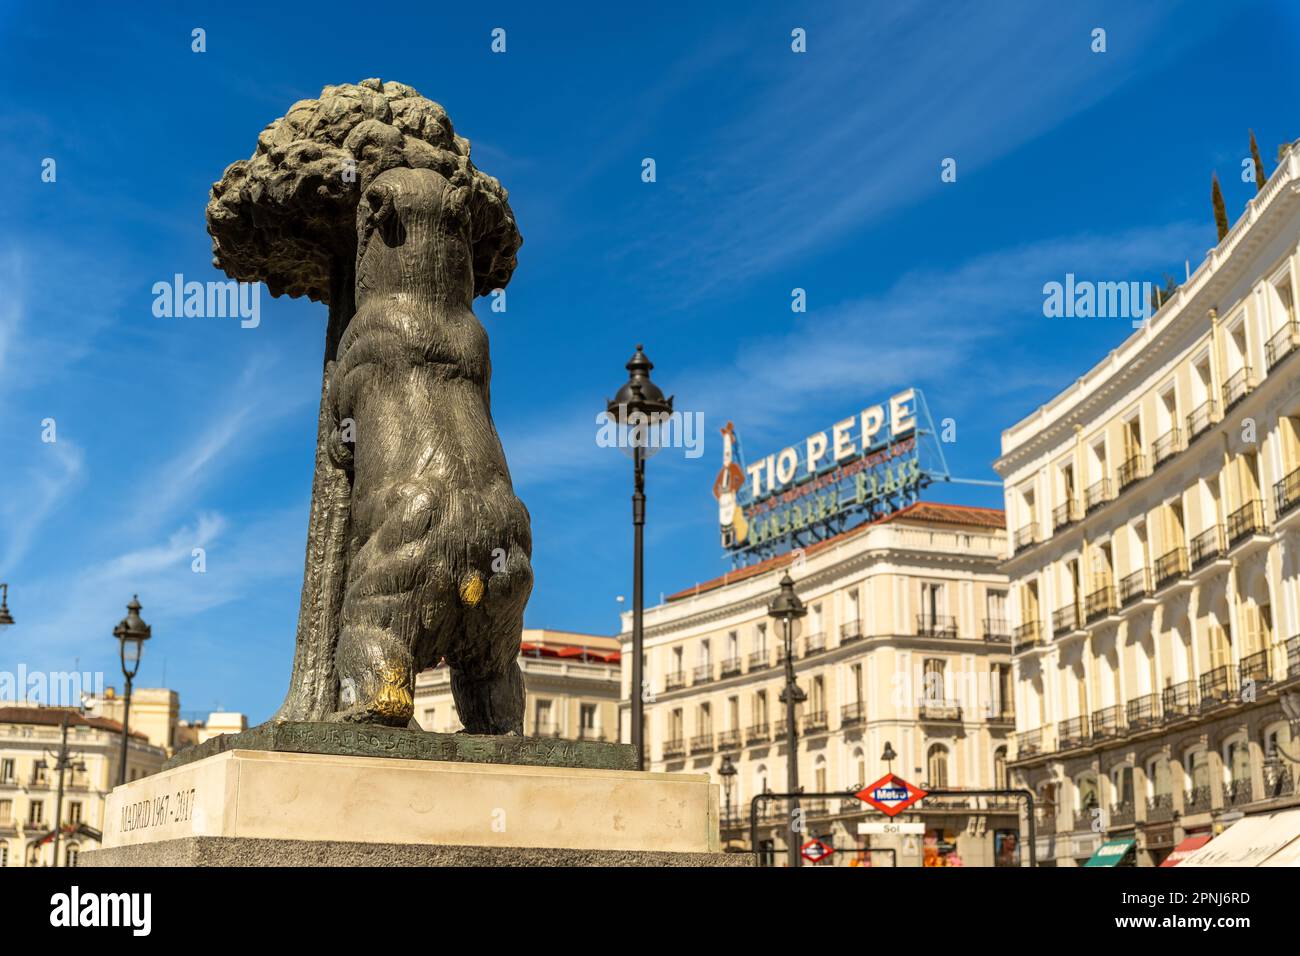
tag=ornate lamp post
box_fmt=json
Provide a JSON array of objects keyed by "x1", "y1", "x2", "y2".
[
  {"x1": 112, "y1": 595, "x2": 151, "y2": 787},
  {"x1": 606, "y1": 344, "x2": 673, "y2": 772},
  {"x1": 719, "y1": 753, "x2": 737, "y2": 828},
  {"x1": 0, "y1": 583, "x2": 14, "y2": 627},
  {"x1": 768, "y1": 570, "x2": 807, "y2": 868}
]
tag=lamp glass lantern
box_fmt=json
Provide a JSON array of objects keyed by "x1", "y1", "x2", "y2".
[{"x1": 113, "y1": 595, "x2": 152, "y2": 679}]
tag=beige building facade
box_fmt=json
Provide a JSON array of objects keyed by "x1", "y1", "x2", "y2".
[
  {"x1": 996, "y1": 143, "x2": 1300, "y2": 865},
  {"x1": 619, "y1": 502, "x2": 1022, "y2": 866},
  {"x1": 415, "y1": 628, "x2": 620, "y2": 740}
]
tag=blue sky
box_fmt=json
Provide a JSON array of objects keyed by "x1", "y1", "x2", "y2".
[{"x1": 1, "y1": 1, "x2": 1297, "y2": 722}]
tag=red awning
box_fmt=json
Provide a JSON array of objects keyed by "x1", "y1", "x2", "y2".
[{"x1": 1160, "y1": 834, "x2": 1211, "y2": 866}]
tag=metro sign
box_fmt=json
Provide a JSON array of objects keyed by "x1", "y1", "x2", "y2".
[
  {"x1": 856, "y1": 773, "x2": 927, "y2": 817},
  {"x1": 801, "y1": 838, "x2": 834, "y2": 863}
]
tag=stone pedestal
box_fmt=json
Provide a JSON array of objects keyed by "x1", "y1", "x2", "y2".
[{"x1": 83, "y1": 747, "x2": 745, "y2": 867}]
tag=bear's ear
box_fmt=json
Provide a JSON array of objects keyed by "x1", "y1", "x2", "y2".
[{"x1": 363, "y1": 182, "x2": 404, "y2": 246}]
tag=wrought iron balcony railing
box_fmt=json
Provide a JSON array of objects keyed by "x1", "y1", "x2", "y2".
[
  {"x1": 1016, "y1": 727, "x2": 1043, "y2": 758},
  {"x1": 1264, "y1": 761, "x2": 1296, "y2": 800},
  {"x1": 1014, "y1": 522, "x2": 1039, "y2": 552},
  {"x1": 1091, "y1": 704, "x2": 1124, "y2": 740},
  {"x1": 1109, "y1": 800, "x2": 1135, "y2": 826},
  {"x1": 1085, "y1": 584, "x2": 1117, "y2": 623},
  {"x1": 745, "y1": 723, "x2": 770, "y2": 744},
  {"x1": 841, "y1": 700, "x2": 865, "y2": 725},
  {"x1": 662, "y1": 738, "x2": 685, "y2": 758},
  {"x1": 1161, "y1": 679, "x2": 1198, "y2": 720},
  {"x1": 803, "y1": 710, "x2": 829, "y2": 733},
  {"x1": 1221, "y1": 366, "x2": 1254, "y2": 409},
  {"x1": 1265, "y1": 319, "x2": 1300, "y2": 369},
  {"x1": 1239, "y1": 647, "x2": 1272, "y2": 688},
  {"x1": 1119, "y1": 568, "x2": 1149, "y2": 606},
  {"x1": 917, "y1": 698, "x2": 962, "y2": 722},
  {"x1": 717, "y1": 729, "x2": 741, "y2": 750},
  {"x1": 1057, "y1": 716, "x2": 1090, "y2": 750},
  {"x1": 803, "y1": 632, "x2": 826, "y2": 655},
  {"x1": 665, "y1": 671, "x2": 686, "y2": 691},
  {"x1": 1012, "y1": 621, "x2": 1041, "y2": 654},
  {"x1": 1184, "y1": 785, "x2": 1212, "y2": 814},
  {"x1": 720, "y1": 657, "x2": 742, "y2": 677},
  {"x1": 1146, "y1": 792, "x2": 1174, "y2": 822},
  {"x1": 1052, "y1": 602, "x2": 1080, "y2": 636},
  {"x1": 1224, "y1": 779, "x2": 1253, "y2": 807},
  {"x1": 916, "y1": 614, "x2": 957, "y2": 638},
  {"x1": 1125, "y1": 693, "x2": 1160, "y2": 730},
  {"x1": 1153, "y1": 546, "x2": 1189, "y2": 589},
  {"x1": 1226, "y1": 500, "x2": 1265, "y2": 546},
  {"x1": 773, "y1": 718, "x2": 794, "y2": 738},
  {"x1": 694, "y1": 663, "x2": 714, "y2": 684},
  {"x1": 689, "y1": 733, "x2": 714, "y2": 754},
  {"x1": 982, "y1": 618, "x2": 1011, "y2": 643},
  {"x1": 748, "y1": 649, "x2": 771, "y2": 671},
  {"x1": 1053, "y1": 498, "x2": 1082, "y2": 530},
  {"x1": 1190, "y1": 524, "x2": 1225, "y2": 567},
  {"x1": 1198, "y1": 665, "x2": 1235, "y2": 709},
  {"x1": 1152, "y1": 427, "x2": 1184, "y2": 467},
  {"x1": 1085, "y1": 478, "x2": 1113, "y2": 512},
  {"x1": 839, "y1": 621, "x2": 863, "y2": 644},
  {"x1": 1117, "y1": 453, "x2": 1148, "y2": 489},
  {"x1": 1288, "y1": 635, "x2": 1300, "y2": 680},
  {"x1": 1187, "y1": 399, "x2": 1219, "y2": 440},
  {"x1": 1276, "y1": 467, "x2": 1300, "y2": 519}
]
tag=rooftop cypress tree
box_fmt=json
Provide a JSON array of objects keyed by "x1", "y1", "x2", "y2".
[
  {"x1": 1212, "y1": 173, "x2": 1229, "y2": 241},
  {"x1": 1249, "y1": 130, "x2": 1267, "y2": 193}
]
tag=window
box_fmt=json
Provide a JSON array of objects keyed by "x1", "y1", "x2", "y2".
[
  {"x1": 534, "y1": 699, "x2": 553, "y2": 734},
  {"x1": 579, "y1": 704, "x2": 597, "y2": 734},
  {"x1": 850, "y1": 663, "x2": 863, "y2": 703},
  {"x1": 697, "y1": 703, "x2": 712, "y2": 736},
  {"x1": 1148, "y1": 757, "x2": 1171, "y2": 798},
  {"x1": 986, "y1": 589, "x2": 1007, "y2": 626},
  {"x1": 993, "y1": 747, "x2": 1008, "y2": 789},
  {"x1": 1076, "y1": 773, "x2": 1099, "y2": 815},
  {"x1": 669, "y1": 708, "x2": 683, "y2": 741},
  {"x1": 672, "y1": 645, "x2": 684, "y2": 672},
  {"x1": 726, "y1": 630, "x2": 738, "y2": 660},
  {"x1": 814, "y1": 755, "x2": 827, "y2": 792},
  {"x1": 0, "y1": 843, "x2": 7, "y2": 867},
  {"x1": 927, "y1": 744, "x2": 949, "y2": 788},
  {"x1": 810, "y1": 675, "x2": 825, "y2": 714},
  {"x1": 920, "y1": 582, "x2": 945, "y2": 626},
  {"x1": 754, "y1": 691, "x2": 768, "y2": 726},
  {"x1": 0, "y1": 759, "x2": 12, "y2": 784},
  {"x1": 68, "y1": 801, "x2": 82, "y2": 825},
  {"x1": 852, "y1": 747, "x2": 866, "y2": 788},
  {"x1": 699, "y1": 639, "x2": 711, "y2": 668},
  {"x1": 1112, "y1": 766, "x2": 1134, "y2": 805},
  {"x1": 28, "y1": 801, "x2": 44, "y2": 826},
  {"x1": 922, "y1": 657, "x2": 947, "y2": 702},
  {"x1": 0, "y1": 799, "x2": 11, "y2": 825},
  {"x1": 65, "y1": 845, "x2": 79, "y2": 868},
  {"x1": 728, "y1": 696, "x2": 740, "y2": 731},
  {"x1": 423, "y1": 708, "x2": 436, "y2": 731},
  {"x1": 755, "y1": 623, "x2": 767, "y2": 653}
]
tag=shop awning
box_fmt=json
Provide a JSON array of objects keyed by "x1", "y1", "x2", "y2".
[
  {"x1": 1084, "y1": 838, "x2": 1136, "y2": 867},
  {"x1": 1179, "y1": 808, "x2": 1300, "y2": 867},
  {"x1": 1159, "y1": 834, "x2": 1211, "y2": 867}
]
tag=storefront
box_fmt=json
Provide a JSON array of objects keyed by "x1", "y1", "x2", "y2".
[{"x1": 1084, "y1": 838, "x2": 1137, "y2": 867}]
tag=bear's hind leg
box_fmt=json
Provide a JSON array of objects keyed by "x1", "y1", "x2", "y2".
[
  {"x1": 333, "y1": 621, "x2": 415, "y2": 726},
  {"x1": 450, "y1": 660, "x2": 524, "y2": 735}
]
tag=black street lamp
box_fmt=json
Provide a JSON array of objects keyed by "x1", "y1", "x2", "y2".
[
  {"x1": 606, "y1": 344, "x2": 673, "y2": 772},
  {"x1": 112, "y1": 595, "x2": 151, "y2": 787},
  {"x1": 768, "y1": 570, "x2": 807, "y2": 868},
  {"x1": 719, "y1": 753, "x2": 737, "y2": 828},
  {"x1": 0, "y1": 583, "x2": 14, "y2": 627}
]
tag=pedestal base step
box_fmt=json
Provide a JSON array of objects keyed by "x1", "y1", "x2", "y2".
[{"x1": 83, "y1": 837, "x2": 751, "y2": 868}]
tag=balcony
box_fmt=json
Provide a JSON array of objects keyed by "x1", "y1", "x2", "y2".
[
  {"x1": 988, "y1": 704, "x2": 1015, "y2": 724},
  {"x1": 1146, "y1": 793, "x2": 1174, "y2": 822},
  {"x1": 1152, "y1": 427, "x2": 1184, "y2": 467},
  {"x1": 917, "y1": 698, "x2": 962, "y2": 722},
  {"x1": 1266, "y1": 319, "x2": 1300, "y2": 369},
  {"x1": 1224, "y1": 779, "x2": 1253, "y2": 808},
  {"x1": 1276, "y1": 467, "x2": 1300, "y2": 519},
  {"x1": 693, "y1": 663, "x2": 714, "y2": 684},
  {"x1": 1190, "y1": 524, "x2": 1225, "y2": 568},
  {"x1": 1085, "y1": 478, "x2": 1113, "y2": 512},
  {"x1": 802, "y1": 798, "x2": 830, "y2": 818},
  {"x1": 1239, "y1": 648, "x2": 1272, "y2": 689},
  {"x1": 1053, "y1": 498, "x2": 1082, "y2": 530},
  {"x1": 1184, "y1": 785, "x2": 1213, "y2": 814},
  {"x1": 1125, "y1": 693, "x2": 1160, "y2": 730},
  {"x1": 1119, "y1": 568, "x2": 1149, "y2": 606},
  {"x1": 1052, "y1": 602, "x2": 1080, "y2": 636},
  {"x1": 1161, "y1": 680, "x2": 1198, "y2": 720},
  {"x1": 803, "y1": 710, "x2": 829, "y2": 733},
  {"x1": 718, "y1": 729, "x2": 741, "y2": 750},
  {"x1": 982, "y1": 618, "x2": 1010, "y2": 643},
  {"x1": 1226, "y1": 500, "x2": 1265, "y2": 546},
  {"x1": 1187, "y1": 399, "x2": 1219, "y2": 440},
  {"x1": 1012, "y1": 621, "x2": 1041, "y2": 654},
  {"x1": 1221, "y1": 366, "x2": 1254, "y2": 410},
  {"x1": 1014, "y1": 522, "x2": 1039, "y2": 552},
  {"x1": 1110, "y1": 800, "x2": 1135, "y2": 826},
  {"x1": 748, "y1": 649, "x2": 771, "y2": 671},
  {"x1": 1117, "y1": 453, "x2": 1148, "y2": 490},
  {"x1": 720, "y1": 657, "x2": 742, "y2": 678},
  {"x1": 665, "y1": 670, "x2": 686, "y2": 691},
  {"x1": 841, "y1": 701, "x2": 865, "y2": 725},
  {"x1": 803, "y1": 632, "x2": 825, "y2": 655},
  {"x1": 577, "y1": 727, "x2": 606, "y2": 741},
  {"x1": 662, "y1": 738, "x2": 685, "y2": 759},
  {"x1": 1288, "y1": 635, "x2": 1300, "y2": 680},
  {"x1": 690, "y1": 733, "x2": 714, "y2": 754},
  {"x1": 1057, "y1": 716, "x2": 1090, "y2": 750},
  {"x1": 745, "y1": 723, "x2": 770, "y2": 745},
  {"x1": 1091, "y1": 704, "x2": 1124, "y2": 740},
  {"x1": 1016, "y1": 727, "x2": 1043, "y2": 758},
  {"x1": 916, "y1": 614, "x2": 957, "y2": 639},
  {"x1": 1153, "y1": 546, "x2": 1189, "y2": 589},
  {"x1": 1198, "y1": 665, "x2": 1235, "y2": 710},
  {"x1": 839, "y1": 621, "x2": 863, "y2": 644},
  {"x1": 1085, "y1": 584, "x2": 1117, "y2": 623}
]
